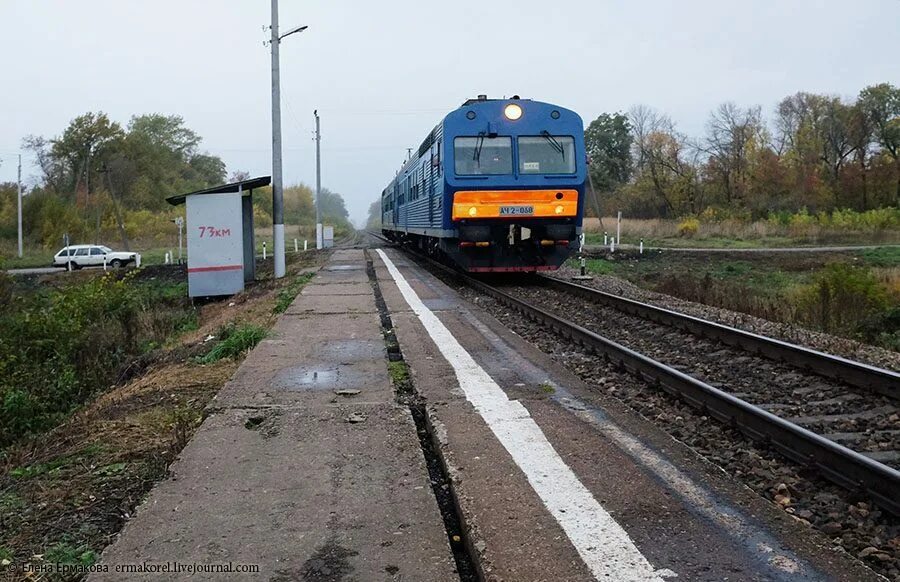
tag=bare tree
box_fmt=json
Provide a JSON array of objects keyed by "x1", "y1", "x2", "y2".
[
  {"x1": 819, "y1": 97, "x2": 857, "y2": 187},
  {"x1": 700, "y1": 103, "x2": 764, "y2": 207},
  {"x1": 629, "y1": 106, "x2": 699, "y2": 215}
]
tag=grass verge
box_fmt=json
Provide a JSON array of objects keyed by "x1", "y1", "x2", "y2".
[
  {"x1": 273, "y1": 272, "x2": 315, "y2": 314},
  {"x1": 199, "y1": 324, "x2": 267, "y2": 363}
]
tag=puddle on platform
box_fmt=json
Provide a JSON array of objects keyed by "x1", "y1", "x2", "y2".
[{"x1": 273, "y1": 366, "x2": 366, "y2": 391}]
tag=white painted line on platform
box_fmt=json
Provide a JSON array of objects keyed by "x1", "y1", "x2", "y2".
[{"x1": 376, "y1": 249, "x2": 667, "y2": 582}]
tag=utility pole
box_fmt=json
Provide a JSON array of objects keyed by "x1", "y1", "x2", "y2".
[
  {"x1": 270, "y1": 0, "x2": 286, "y2": 278},
  {"x1": 17, "y1": 154, "x2": 23, "y2": 258},
  {"x1": 314, "y1": 110, "x2": 322, "y2": 249},
  {"x1": 267, "y1": 4, "x2": 308, "y2": 277}
]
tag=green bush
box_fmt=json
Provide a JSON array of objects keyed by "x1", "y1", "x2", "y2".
[
  {"x1": 766, "y1": 207, "x2": 900, "y2": 231},
  {"x1": 792, "y1": 263, "x2": 888, "y2": 333},
  {"x1": 0, "y1": 272, "x2": 194, "y2": 447},
  {"x1": 199, "y1": 324, "x2": 266, "y2": 363},
  {"x1": 698, "y1": 207, "x2": 752, "y2": 222},
  {"x1": 857, "y1": 306, "x2": 900, "y2": 350}
]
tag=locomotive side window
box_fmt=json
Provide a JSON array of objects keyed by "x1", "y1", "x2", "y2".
[
  {"x1": 518, "y1": 135, "x2": 576, "y2": 174},
  {"x1": 454, "y1": 136, "x2": 512, "y2": 175}
]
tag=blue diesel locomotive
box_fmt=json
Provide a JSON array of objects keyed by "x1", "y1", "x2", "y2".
[{"x1": 380, "y1": 95, "x2": 586, "y2": 272}]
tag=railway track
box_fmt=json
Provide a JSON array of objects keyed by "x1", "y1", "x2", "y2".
[
  {"x1": 367, "y1": 233, "x2": 900, "y2": 515},
  {"x1": 538, "y1": 275, "x2": 900, "y2": 398},
  {"x1": 500, "y1": 279, "x2": 900, "y2": 462}
]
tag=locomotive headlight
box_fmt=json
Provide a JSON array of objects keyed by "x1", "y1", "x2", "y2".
[
  {"x1": 504, "y1": 103, "x2": 523, "y2": 121},
  {"x1": 554, "y1": 205, "x2": 564, "y2": 215},
  {"x1": 469, "y1": 206, "x2": 478, "y2": 216}
]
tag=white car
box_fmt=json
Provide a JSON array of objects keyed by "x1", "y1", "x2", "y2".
[{"x1": 52, "y1": 245, "x2": 141, "y2": 270}]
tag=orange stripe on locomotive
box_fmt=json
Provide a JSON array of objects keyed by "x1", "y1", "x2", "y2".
[{"x1": 451, "y1": 189, "x2": 579, "y2": 220}]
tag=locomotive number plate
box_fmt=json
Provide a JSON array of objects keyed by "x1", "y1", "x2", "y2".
[{"x1": 499, "y1": 205, "x2": 534, "y2": 216}]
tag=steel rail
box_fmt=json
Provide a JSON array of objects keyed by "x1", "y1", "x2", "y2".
[{"x1": 539, "y1": 276, "x2": 900, "y2": 401}]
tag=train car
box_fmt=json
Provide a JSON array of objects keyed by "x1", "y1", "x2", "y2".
[{"x1": 381, "y1": 95, "x2": 586, "y2": 272}]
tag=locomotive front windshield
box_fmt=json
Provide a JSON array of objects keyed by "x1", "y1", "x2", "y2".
[
  {"x1": 518, "y1": 135, "x2": 576, "y2": 174},
  {"x1": 454, "y1": 136, "x2": 512, "y2": 175}
]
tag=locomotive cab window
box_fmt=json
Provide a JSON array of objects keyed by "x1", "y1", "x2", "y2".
[
  {"x1": 454, "y1": 136, "x2": 512, "y2": 175},
  {"x1": 518, "y1": 135, "x2": 576, "y2": 174}
]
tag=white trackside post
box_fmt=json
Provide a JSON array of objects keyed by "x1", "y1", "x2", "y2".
[
  {"x1": 616, "y1": 211, "x2": 622, "y2": 247},
  {"x1": 263, "y1": 241, "x2": 267, "y2": 260},
  {"x1": 103, "y1": 255, "x2": 108, "y2": 270},
  {"x1": 610, "y1": 237, "x2": 615, "y2": 252},
  {"x1": 640, "y1": 238, "x2": 644, "y2": 254},
  {"x1": 304, "y1": 239, "x2": 308, "y2": 251},
  {"x1": 603, "y1": 231, "x2": 608, "y2": 246},
  {"x1": 294, "y1": 238, "x2": 298, "y2": 252},
  {"x1": 165, "y1": 252, "x2": 170, "y2": 265}
]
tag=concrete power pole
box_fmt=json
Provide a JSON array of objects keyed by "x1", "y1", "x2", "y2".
[
  {"x1": 17, "y1": 154, "x2": 23, "y2": 258},
  {"x1": 270, "y1": 0, "x2": 286, "y2": 278},
  {"x1": 314, "y1": 110, "x2": 322, "y2": 249}
]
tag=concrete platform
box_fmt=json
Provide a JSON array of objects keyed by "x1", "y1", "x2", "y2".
[
  {"x1": 373, "y1": 247, "x2": 879, "y2": 582},
  {"x1": 92, "y1": 249, "x2": 457, "y2": 581}
]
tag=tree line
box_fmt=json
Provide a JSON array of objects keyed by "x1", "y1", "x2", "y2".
[
  {"x1": 586, "y1": 82, "x2": 900, "y2": 219},
  {"x1": 0, "y1": 112, "x2": 352, "y2": 250}
]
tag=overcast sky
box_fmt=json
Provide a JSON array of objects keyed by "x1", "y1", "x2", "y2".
[{"x1": 2, "y1": 0, "x2": 898, "y2": 225}]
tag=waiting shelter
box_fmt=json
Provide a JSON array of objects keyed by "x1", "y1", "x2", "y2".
[{"x1": 166, "y1": 176, "x2": 271, "y2": 298}]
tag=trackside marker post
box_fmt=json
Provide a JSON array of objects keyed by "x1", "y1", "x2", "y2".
[
  {"x1": 294, "y1": 238, "x2": 298, "y2": 252},
  {"x1": 263, "y1": 241, "x2": 267, "y2": 260},
  {"x1": 573, "y1": 253, "x2": 593, "y2": 281},
  {"x1": 616, "y1": 211, "x2": 622, "y2": 246},
  {"x1": 640, "y1": 238, "x2": 644, "y2": 254}
]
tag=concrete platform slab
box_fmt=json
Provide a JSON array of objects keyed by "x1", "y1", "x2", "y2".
[
  {"x1": 301, "y1": 281, "x2": 372, "y2": 296},
  {"x1": 392, "y1": 310, "x2": 593, "y2": 581},
  {"x1": 93, "y1": 251, "x2": 457, "y2": 581},
  {"x1": 94, "y1": 406, "x2": 456, "y2": 581},
  {"x1": 312, "y1": 268, "x2": 370, "y2": 284},
  {"x1": 213, "y1": 314, "x2": 392, "y2": 409},
  {"x1": 330, "y1": 249, "x2": 366, "y2": 261},
  {"x1": 284, "y1": 292, "x2": 377, "y2": 315}
]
